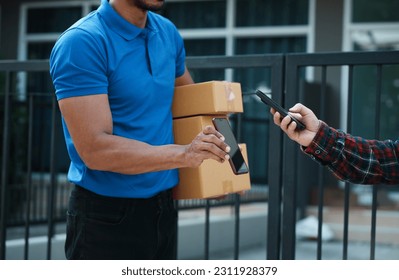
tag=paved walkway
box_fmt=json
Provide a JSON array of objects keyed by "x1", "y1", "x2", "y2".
[
  {"x1": 211, "y1": 240, "x2": 399, "y2": 260},
  {"x1": 5, "y1": 203, "x2": 399, "y2": 260}
]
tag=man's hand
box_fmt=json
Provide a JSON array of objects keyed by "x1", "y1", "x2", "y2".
[{"x1": 184, "y1": 125, "x2": 231, "y2": 168}]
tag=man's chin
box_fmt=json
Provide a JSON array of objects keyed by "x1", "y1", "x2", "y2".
[{"x1": 136, "y1": 0, "x2": 165, "y2": 12}]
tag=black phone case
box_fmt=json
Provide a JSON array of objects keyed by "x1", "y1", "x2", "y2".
[
  {"x1": 212, "y1": 118, "x2": 249, "y2": 175},
  {"x1": 255, "y1": 90, "x2": 306, "y2": 130}
]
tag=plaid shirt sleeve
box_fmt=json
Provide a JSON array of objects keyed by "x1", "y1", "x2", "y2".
[{"x1": 302, "y1": 121, "x2": 399, "y2": 185}]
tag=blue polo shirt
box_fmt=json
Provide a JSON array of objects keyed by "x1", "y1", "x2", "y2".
[{"x1": 49, "y1": 0, "x2": 186, "y2": 198}]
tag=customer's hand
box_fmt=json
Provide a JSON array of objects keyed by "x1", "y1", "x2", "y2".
[{"x1": 271, "y1": 103, "x2": 320, "y2": 147}]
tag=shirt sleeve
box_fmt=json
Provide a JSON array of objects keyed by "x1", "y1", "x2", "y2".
[
  {"x1": 49, "y1": 28, "x2": 108, "y2": 100},
  {"x1": 303, "y1": 121, "x2": 399, "y2": 185},
  {"x1": 173, "y1": 28, "x2": 186, "y2": 78}
]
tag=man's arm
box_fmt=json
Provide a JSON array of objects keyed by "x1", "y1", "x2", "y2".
[
  {"x1": 58, "y1": 92, "x2": 229, "y2": 175},
  {"x1": 175, "y1": 66, "x2": 194, "y2": 86},
  {"x1": 271, "y1": 103, "x2": 399, "y2": 185}
]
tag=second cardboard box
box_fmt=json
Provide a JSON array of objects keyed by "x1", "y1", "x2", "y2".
[{"x1": 173, "y1": 115, "x2": 251, "y2": 199}]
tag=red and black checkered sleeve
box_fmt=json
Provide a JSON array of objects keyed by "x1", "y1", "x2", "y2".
[{"x1": 303, "y1": 122, "x2": 399, "y2": 185}]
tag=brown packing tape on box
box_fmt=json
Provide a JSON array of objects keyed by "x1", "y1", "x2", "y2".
[
  {"x1": 172, "y1": 115, "x2": 251, "y2": 200},
  {"x1": 172, "y1": 81, "x2": 243, "y2": 118}
]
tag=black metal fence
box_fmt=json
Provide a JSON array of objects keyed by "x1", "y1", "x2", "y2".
[
  {"x1": 281, "y1": 51, "x2": 399, "y2": 260},
  {"x1": 1, "y1": 51, "x2": 399, "y2": 260}
]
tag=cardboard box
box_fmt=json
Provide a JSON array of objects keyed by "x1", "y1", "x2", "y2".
[
  {"x1": 172, "y1": 81, "x2": 243, "y2": 118},
  {"x1": 173, "y1": 115, "x2": 251, "y2": 199}
]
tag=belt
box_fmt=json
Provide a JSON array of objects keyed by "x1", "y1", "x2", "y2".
[{"x1": 74, "y1": 184, "x2": 173, "y2": 201}]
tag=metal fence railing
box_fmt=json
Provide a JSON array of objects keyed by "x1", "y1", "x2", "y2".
[
  {"x1": 1, "y1": 51, "x2": 399, "y2": 260},
  {"x1": 0, "y1": 56, "x2": 281, "y2": 260},
  {"x1": 282, "y1": 51, "x2": 399, "y2": 260}
]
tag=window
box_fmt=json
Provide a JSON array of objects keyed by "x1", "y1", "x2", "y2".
[
  {"x1": 184, "y1": 38, "x2": 226, "y2": 82},
  {"x1": 344, "y1": 0, "x2": 399, "y2": 140},
  {"x1": 27, "y1": 7, "x2": 82, "y2": 33},
  {"x1": 160, "y1": 1, "x2": 226, "y2": 29},
  {"x1": 20, "y1": 0, "x2": 312, "y2": 70},
  {"x1": 19, "y1": 1, "x2": 100, "y2": 95},
  {"x1": 235, "y1": 0, "x2": 308, "y2": 27},
  {"x1": 345, "y1": 0, "x2": 399, "y2": 52},
  {"x1": 352, "y1": 0, "x2": 399, "y2": 23},
  {"x1": 162, "y1": 0, "x2": 311, "y2": 86},
  {"x1": 20, "y1": 2, "x2": 99, "y2": 61}
]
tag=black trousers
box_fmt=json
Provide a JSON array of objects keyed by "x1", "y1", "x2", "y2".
[{"x1": 65, "y1": 185, "x2": 177, "y2": 260}]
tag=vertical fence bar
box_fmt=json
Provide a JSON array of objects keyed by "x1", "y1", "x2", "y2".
[
  {"x1": 23, "y1": 92, "x2": 34, "y2": 259},
  {"x1": 0, "y1": 71, "x2": 11, "y2": 260},
  {"x1": 342, "y1": 64, "x2": 354, "y2": 260},
  {"x1": 233, "y1": 113, "x2": 243, "y2": 260},
  {"x1": 204, "y1": 200, "x2": 210, "y2": 260},
  {"x1": 233, "y1": 194, "x2": 240, "y2": 260},
  {"x1": 46, "y1": 97, "x2": 57, "y2": 260},
  {"x1": 174, "y1": 201, "x2": 179, "y2": 259},
  {"x1": 370, "y1": 186, "x2": 378, "y2": 260},
  {"x1": 281, "y1": 56, "x2": 300, "y2": 260},
  {"x1": 370, "y1": 64, "x2": 383, "y2": 260},
  {"x1": 316, "y1": 65, "x2": 327, "y2": 260},
  {"x1": 266, "y1": 55, "x2": 285, "y2": 260},
  {"x1": 175, "y1": 201, "x2": 179, "y2": 259}
]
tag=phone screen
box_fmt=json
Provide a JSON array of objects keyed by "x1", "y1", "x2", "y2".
[{"x1": 212, "y1": 117, "x2": 249, "y2": 175}]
